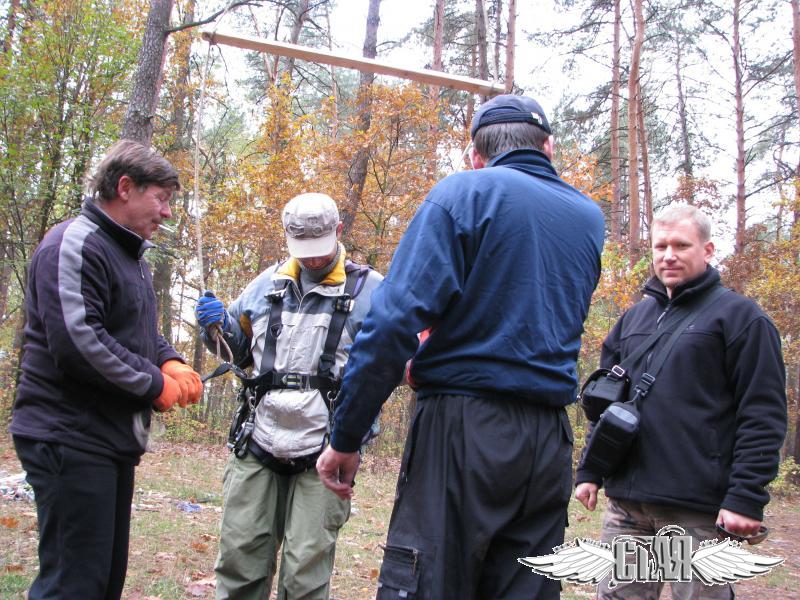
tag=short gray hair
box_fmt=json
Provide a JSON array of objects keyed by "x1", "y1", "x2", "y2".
[{"x1": 652, "y1": 204, "x2": 712, "y2": 242}]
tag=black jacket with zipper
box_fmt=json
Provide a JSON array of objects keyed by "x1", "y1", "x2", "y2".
[
  {"x1": 576, "y1": 267, "x2": 787, "y2": 520},
  {"x1": 11, "y1": 200, "x2": 182, "y2": 464}
]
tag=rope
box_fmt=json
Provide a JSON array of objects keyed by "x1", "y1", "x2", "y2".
[{"x1": 193, "y1": 2, "x2": 239, "y2": 364}]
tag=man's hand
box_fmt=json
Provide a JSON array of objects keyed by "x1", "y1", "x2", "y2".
[
  {"x1": 161, "y1": 360, "x2": 202, "y2": 407},
  {"x1": 316, "y1": 446, "x2": 361, "y2": 500},
  {"x1": 195, "y1": 291, "x2": 228, "y2": 329},
  {"x1": 716, "y1": 508, "x2": 761, "y2": 538},
  {"x1": 575, "y1": 482, "x2": 599, "y2": 511},
  {"x1": 154, "y1": 374, "x2": 182, "y2": 412}
]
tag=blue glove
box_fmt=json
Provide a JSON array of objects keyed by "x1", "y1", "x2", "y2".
[{"x1": 195, "y1": 290, "x2": 228, "y2": 329}]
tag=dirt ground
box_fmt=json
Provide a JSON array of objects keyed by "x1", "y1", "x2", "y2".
[{"x1": 1, "y1": 438, "x2": 798, "y2": 599}]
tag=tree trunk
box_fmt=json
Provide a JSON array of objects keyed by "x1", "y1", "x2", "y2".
[
  {"x1": 325, "y1": 2, "x2": 339, "y2": 138},
  {"x1": 627, "y1": 0, "x2": 644, "y2": 265},
  {"x1": 341, "y1": 0, "x2": 381, "y2": 237},
  {"x1": 675, "y1": 35, "x2": 694, "y2": 183},
  {"x1": 610, "y1": 0, "x2": 622, "y2": 244},
  {"x1": 283, "y1": 0, "x2": 310, "y2": 82},
  {"x1": 121, "y1": 0, "x2": 174, "y2": 144},
  {"x1": 732, "y1": 0, "x2": 746, "y2": 254},
  {"x1": 637, "y1": 82, "x2": 653, "y2": 237},
  {"x1": 464, "y1": 45, "x2": 477, "y2": 168},
  {"x1": 431, "y1": 0, "x2": 445, "y2": 100},
  {"x1": 0, "y1": 242, "x2": 12, "y2": 321},
  {"x1": 2, "y1": 0, "x2": 20, "y2": 53},
  {"x1": 428, "y1": 0, "x2": 446, "y2": 177},
  {"x1": 153, "y1": 0, "x2": 196, "y2": 342},
  {"x1": 493, "y1": 0, "x2": 502, "y2": 82},
  {"x1": 475, "y1": 0, "x2": 489, "y2": 101},
  {"x1": 791, "y1": 0, "x2": 800, "y2": 234},
  {"x1": 504, "y1": 0, "x2": 516, "y2": 93}
]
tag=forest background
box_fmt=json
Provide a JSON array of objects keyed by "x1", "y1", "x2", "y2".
[{"x1": 0, "y1": 0, "x2": 799, "y2": 482}]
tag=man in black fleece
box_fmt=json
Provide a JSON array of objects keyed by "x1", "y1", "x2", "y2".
[
  {"x1": 575, "y1": 204, "x2": 787, "y2": 599},
  {"x1": 11, "y1": 140, "x2": 202, "y2": 599}
]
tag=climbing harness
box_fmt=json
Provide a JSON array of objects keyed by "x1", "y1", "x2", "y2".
[{"x1": 203, "y1": 261, "x2": 371, "y2": 459}]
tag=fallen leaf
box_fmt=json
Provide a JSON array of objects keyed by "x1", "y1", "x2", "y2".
[
  {"x1": 0, "y1": 516, "x2": 19, "y2": 529},
  {"x1": 186, "y1": 580, "x2": 215, "y2": 596},
  {"x1": 3, "y1": 564, "x2": 23, "y2": 573}
]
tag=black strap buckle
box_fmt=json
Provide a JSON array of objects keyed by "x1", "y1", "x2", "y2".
[
  {"x1": 281, "y1": 372, "x2": 304, "y2": 390},
  {"x1": 635, "y1": 372, "x2": 656, "y2": 398},
  {"x1": 267, "y1": 288, "x2": 287, "y2": 303},
  {"x1": 610, "y1": 365, "x2": 626, "y2": 380}
]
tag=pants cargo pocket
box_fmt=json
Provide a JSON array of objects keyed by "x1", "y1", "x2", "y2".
[
  {"x1": 376, "y1": 545, "x2": 421, "y2": 599},
  {"x1": 322, "y1": 490, "x2": 350, "y2": 531}
]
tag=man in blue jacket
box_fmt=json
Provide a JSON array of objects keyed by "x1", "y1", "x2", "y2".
[
  {"x1": 575, "y1": 204, "x2": 786, "y2": 599},
  {"x1": 11, "y1": 140, "x2": 202, "y2": 599},
  {"x1": 317, "y1": 94, "x2": 605, "y2": 599}
]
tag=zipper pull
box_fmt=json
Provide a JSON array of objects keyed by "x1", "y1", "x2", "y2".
[
  {"x1": 139, "y1": 259, "x2": 145, "y2": 279},
  {"x1": 656, "y1": 304, "x2": 671, "y2": 327}
]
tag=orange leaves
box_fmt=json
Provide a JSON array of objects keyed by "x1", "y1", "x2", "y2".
[
  {"x1": 202, "y1": 82, "x2": 457, "y2": 280},
  {"x1": 557, "y1": 144, "x2": 613, "y2": 206},
  {"x1": 0, "y1": 516, "x2": 20, "y2": 529}
]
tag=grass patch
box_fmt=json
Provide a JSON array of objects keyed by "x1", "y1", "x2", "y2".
[{"x1": 2, "y1": 435, "x2": 797, "y2": 599}]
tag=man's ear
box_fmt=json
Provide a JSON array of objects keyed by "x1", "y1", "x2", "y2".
[
  {"x1": 704, "y1": 240, "x2": 715, "y2": 265},
  {"x1": 469, "y1": 145, "x2": 487, "y2": 170},
  {"x1": 336, "y1": 222, "x2": 344, "y2": 237},
  {"x1": 116, "y1": 175, "x2": 134, "y2": 202},
  {"x1": 542, "y1": 136, "x2": 554, "y2": 161}
]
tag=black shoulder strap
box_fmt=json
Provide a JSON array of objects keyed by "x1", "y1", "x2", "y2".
[
  {"x1": 258, "y1": 278, "x2": 291, "y2": 376},
  {"x1": 317, "y1": 262, "x2": 371, "y2": 379},
  {"x1": 633, "y1": 285, "x2": 729, "y2": 400},
  {"x1": 614, "y1": 302, "x2": 671, "y2": 377}
]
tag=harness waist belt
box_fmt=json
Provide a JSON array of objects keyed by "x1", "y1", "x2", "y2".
[{"x1": 247, "y1": 440, "x2": 321, "y2": 476}]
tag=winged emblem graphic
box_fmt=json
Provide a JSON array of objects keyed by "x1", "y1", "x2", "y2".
[
  {"x1": 518, "y1": 538, "x2": 615, "y2": 584},
  {"x1": 690, "y1": 539, "x2": 784, "y2": 585},
  {"x1": 518, "y1": 530, "x2": 783, "y2": 587}
]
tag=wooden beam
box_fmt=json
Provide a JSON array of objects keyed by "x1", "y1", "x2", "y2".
[{"x1": 201, "y1": 30, "x2": 505, "y2": 97}]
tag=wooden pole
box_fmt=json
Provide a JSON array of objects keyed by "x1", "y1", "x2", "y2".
[{"x1": 201, "y1": 29, "x2": 505, "y2": 97}]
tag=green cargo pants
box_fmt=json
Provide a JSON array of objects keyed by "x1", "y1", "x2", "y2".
[{"x1": 215, "y1": 451, "x2": 350, "y2": 600}]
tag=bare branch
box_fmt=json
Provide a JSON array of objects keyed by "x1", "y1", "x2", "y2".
[{"x1": 167, "y1": 0, "x2": 263, "y2": 34}]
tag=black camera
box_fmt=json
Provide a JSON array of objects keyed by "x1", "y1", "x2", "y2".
[
  {"x1": 579, "y1": 365, "x2": 630, "y2": 422},
  {"x1": 579, "y1": 401, "x2": 639, "y2": 478}
]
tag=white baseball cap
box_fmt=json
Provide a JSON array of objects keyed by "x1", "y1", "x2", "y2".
[{"x1": 281, "y1": 193, "x2": 340, "y2": 258}]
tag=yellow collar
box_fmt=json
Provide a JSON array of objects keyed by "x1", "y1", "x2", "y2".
[{"x1": 276, "y1": 243, "x2": 346, "y2": 286}]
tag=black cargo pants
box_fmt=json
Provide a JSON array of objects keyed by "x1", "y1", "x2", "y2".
[
  {"x1": 13, "y1": 436, "x2": 136, "y2": 600},
  {"x1": 376, "y1": 394, "x2": 574, "y2": 600}
]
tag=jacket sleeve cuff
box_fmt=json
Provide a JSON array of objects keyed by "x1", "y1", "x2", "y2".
[
  {"x1": 575, "y1": 469, "x2": 603, "y2": 487},
  {"x1": 330, "y1": 429, "x2": 364, "y2": 454},
  {"x1": 720, "y1": 494, "x2": 765, "y2": 522}
]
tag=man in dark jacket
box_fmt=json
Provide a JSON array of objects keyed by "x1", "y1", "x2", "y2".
[
  {"x1": 10, "y1": 140, "x2": 203, "y2": 599},
  {"x1": 317, "y1": 95, "x2": 605, "y2": 599},
  {"x1": 575, "y1": 204, "x2": 787, "y2": 599}
]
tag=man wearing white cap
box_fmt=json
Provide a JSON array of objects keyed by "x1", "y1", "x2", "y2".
[{"x1": 195, "y1": 192, "x2": 383, "y2": 600}]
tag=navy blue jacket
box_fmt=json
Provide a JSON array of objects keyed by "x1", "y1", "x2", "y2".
[
  {"x1": 331, "y1": 148, "x2": 605, "y2": 452},
  {"x1": 11, "y1": 200, "x2": 181, "y2": 464},
  {"x1": 576, "y1": 268, "x2": 787, "y2": 520}
]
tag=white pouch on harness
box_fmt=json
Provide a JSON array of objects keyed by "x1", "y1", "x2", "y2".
[{"x1": 251, "y1": 388, "x2": 329, "y2": 459}]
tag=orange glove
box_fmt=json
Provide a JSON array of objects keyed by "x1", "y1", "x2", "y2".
[
  {"x1": 154, "y1": 373, "x2": 182, "y2": 412},
  {"x1": 161, "y1": 360, "x2": 203, "y2": 407}
]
